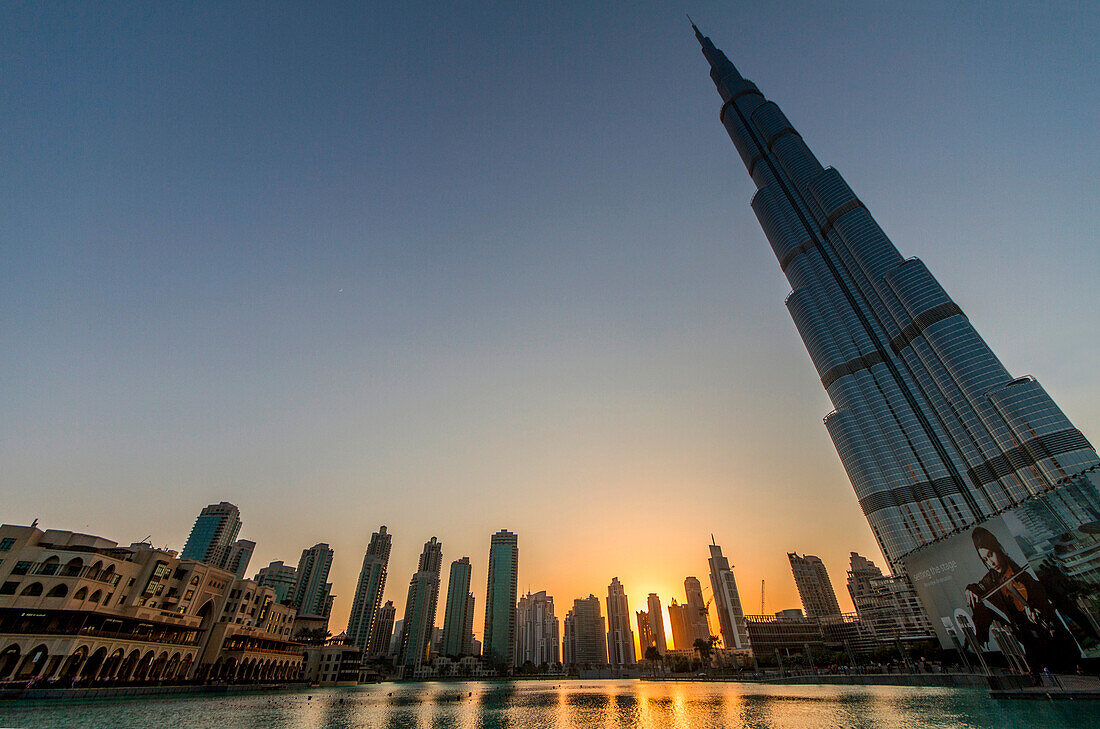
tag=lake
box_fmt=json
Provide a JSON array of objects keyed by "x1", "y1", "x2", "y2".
[{"x1": 0, "y1": 679, "x2": 1095, "y2": 728}]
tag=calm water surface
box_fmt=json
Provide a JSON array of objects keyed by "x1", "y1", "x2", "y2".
[{"x1": 0, "y1": 680, "x2": 1096, "y2": 729}]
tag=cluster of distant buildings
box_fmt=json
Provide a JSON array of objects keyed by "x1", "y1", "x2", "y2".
[{"x1": 0, "y1": 500, "x2": 938, "y2": 689}]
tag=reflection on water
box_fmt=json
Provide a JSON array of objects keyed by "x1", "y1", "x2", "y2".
[{"x1": 0, "y1": 679, "x2": 1094, "y2": 729}]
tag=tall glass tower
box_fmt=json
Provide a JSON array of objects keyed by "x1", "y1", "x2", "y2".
[
  {"x1": 292, "y1": 543, "x2": 335, "y2": 619},
  {"x1": 181, "y1": 502, "x2": 242, "y2": 567},
  {"x1": 693, "y1": 25, "x2": 1100, "y2": 664},
  {"x1": 397, "y1": 536, "x2": 443, "y2": 673},
  {"x1": 441, "y1": 556, "x2": 474, "y2": 658},
  {"x1": 483, "y1": 529, "x2": 518, "y2": 668}
]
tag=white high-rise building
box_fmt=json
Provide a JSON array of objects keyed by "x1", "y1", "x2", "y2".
[
  {"x1": 707, "y1": 539, "x2": 750, "y2": 649},
  {"x1": 605, "y1": 577, "x2": 636, "y2": 666},
  {"x1": 515, "y1": 590, "x2": 559, "y2": 667}
]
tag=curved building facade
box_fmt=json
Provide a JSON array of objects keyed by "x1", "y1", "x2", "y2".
[{"x1": 693, "y1": 25, "x2": 1100, "y2": 668}]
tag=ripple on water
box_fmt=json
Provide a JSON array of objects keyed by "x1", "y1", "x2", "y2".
[{"x1": 0, "y1": 680, "x2": 1095, "y2": 729}]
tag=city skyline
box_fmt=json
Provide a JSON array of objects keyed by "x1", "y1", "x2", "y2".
[
  {"x1": 5, "y1": 504, "x2": 860, "y2": 656},
  {"x1": 4, "y1": 3, "x2": 1098, "y2": 642}
]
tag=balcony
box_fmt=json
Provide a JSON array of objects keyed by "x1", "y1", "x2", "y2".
[{"x1": 13, "y1": 561, "x2": 122, "y2": 586}]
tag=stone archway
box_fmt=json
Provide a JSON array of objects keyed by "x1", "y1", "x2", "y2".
[
  {"x1": 177, "y1": 654, "x2": 193, "y2": 682},
  {"x1": 101, "y1": 649, "x2": 125, "y2": 682},
  {"x1": 133, "y1": 651, "x2": 155, "y2": 681},
  {"x1": 61, "y1": 557, "x2": 84, "y2": 578},
  {"x1": 58, "y1": 646, "x2": 88, "y2": 683},
  {"x1": 80, "y1": 647, "x2": 108, "y2": 683},
  {"x1": 148, "y1": 652, "x2": 169, "y2": 681},
  {"x1": 163, "y1": 653, "x2": 181, "y2": 681},
  {"x1": 222, "y1": 656, "x2": 237, "y2": 682},
  {"x1": 196, "y1": 600, "x2": 217, "y2": 631},
  {"x1": 0, "y1": 645, "x2": 21, "y2": 682},
  {"x1": 16, "y1": 645, "x2": 50, "y2": 681},
  {"x1": 118, "y1": 650, "x2": 141, "y2": 682}
]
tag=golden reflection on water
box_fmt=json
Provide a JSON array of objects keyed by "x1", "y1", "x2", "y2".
[{"x1": 1, "y1": 679, "x2": 1096, "y2": 729}]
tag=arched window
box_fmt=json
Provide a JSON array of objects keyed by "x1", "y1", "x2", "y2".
[
  {"x1": 38, "y1": 556, "x2": 60, "y2": 575},
  {"x1": 20, "y1": 582, "x2": 43, "y2": 597},
  {"x1": 61, "y1": 558, "x2": 84, "y2": 577},
  {"x1": 89, "y1": 590, "x2": 103, "y2": 603},
  {"x1": 46, "y1": 583, "x2": 68, "y2": 598},
  {"x1": 74, "y1": 587, "x2": 88, "y2": 600}
]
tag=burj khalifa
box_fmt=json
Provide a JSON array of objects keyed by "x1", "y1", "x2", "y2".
[{"x1": 693, "y1": 24, "x2": 1100, "y2": 661}]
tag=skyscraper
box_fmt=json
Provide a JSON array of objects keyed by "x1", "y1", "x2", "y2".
[
  {"x1": 564, "y1": 595, "x2": 607, "y2": 667},
  {"x1": 788, "y1": 553, "x2": 842, "y2": 619},
  {"x1": 635, "y1": 610, "x2": 652, "y2": 655},
  {"x1": 605, "y1": 577, "x2": 636, "y2": 666},
  {"x1": 255, "y1": 560, "x2": 297, "y2": 603},
  {"x1": 291, "y1": 543, "x2": 335, "y2": 619},
  {"x1": 483, "y1": 529, "x2": 518, "y2": 668},
  {"x1": 646, "y1": 593, "x2": 667, "y2": 655},
  {"x1": 707, "y1": 540, "x2": 750, "y2": 649},
  {"x1": 515, "y1": 590, "x2": 560, "y2": 667},
  {"x1": 562, "y1": 609, "x2": 575, "y2": 666},
  {"x1": 684, "y1": 576, "x2": 711, "y2": 644},
  {"x1": 346, "y1": 526, "x2": 392, "y2": 655},
  {"x1": 667, "y1": 598, "x2": 693, "y2": 651},
  {"x1": 369, "y1": 600, "x2": 397, "y2": 657},
  {"x1": 846, "y1": 552, "x2": 933, "y2": 640},
  {"x1": 692, "y1": 24, "x2": 1100, "y2": 659},
  {"x1": 397, "y1": 537, "x2": 443, "y2": 672},
  {"x1": 223, "y1": 539, "x2": 255, "y2": 578},
  {"x1": 441, "y1": 557, "x2": 475, "y2": 658},
  {"x1": 181, "y1": 502, "x2": 242, "y2": 568},
  {"x1": 846, "y1": 552, "x2": 884, "y2": 615}
]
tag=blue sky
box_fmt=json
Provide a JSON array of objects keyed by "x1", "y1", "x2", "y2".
[{"x1": 3, "y1": 1, "x2": 1098, "y2": 629}]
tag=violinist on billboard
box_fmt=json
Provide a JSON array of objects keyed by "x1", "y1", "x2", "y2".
[{"x1": 964, "y1": 527, "x2": 1076, "y2": 668}]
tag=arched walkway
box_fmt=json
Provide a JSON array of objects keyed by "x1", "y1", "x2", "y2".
[
  {"x1": 0, "y1": 645, "x2": 21, "y2": 681},
  {"x1": 81, "y1": 647, "x2": 108, "y2": 682},
  {"x1": 148, "y1": 652, "x2": 169, "y2": 681},
  {"x1": 58, "y1": 646, "x2": 88, "y2": 683},
  {"x1": 163, "y1": 653, "x2": 181, "y2": 681},
  {"x1": 117, "y1": 650, "x2": 141, "y2": 681},
  {"x1": 101, "y1": 649, "x2": 125, "y2": 682},
  {"x1": 16, "y1": 645, "x2": 49, "y2": 681},
  {"x1": 133, "y1": 651, "x2": 155, "y2": 681},
  {"x1": 178, "y1": 654, "x2": 193, "y2": 682}
]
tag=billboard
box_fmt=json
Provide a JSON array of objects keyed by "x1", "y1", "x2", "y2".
[{"x1": 903, "y1": 470, "x2": 1100, "y2": 671}]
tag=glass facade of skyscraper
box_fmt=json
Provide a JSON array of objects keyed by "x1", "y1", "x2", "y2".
[
  {"x1": 483, "y1": 530, "x2": 518, "y2": 668},
  {"x1": 441, "y1": 557, "x2": 474, "y2": 658},
  {"x1": 694, "y1": 25, "x2": 1100, "y2": 669}
]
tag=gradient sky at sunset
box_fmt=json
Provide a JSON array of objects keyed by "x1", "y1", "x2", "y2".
[{"x1": 3, "y1": 2, "x2": 1098, "y2": 642}]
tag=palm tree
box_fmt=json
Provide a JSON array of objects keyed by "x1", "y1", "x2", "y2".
[{"x1": 693, "y1": 635, "x2": 721, "y2": 671}]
